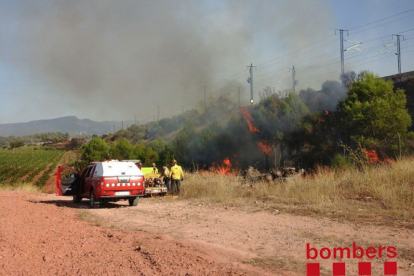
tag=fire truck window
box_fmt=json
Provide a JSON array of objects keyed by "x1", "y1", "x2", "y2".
[{"x1": 86, "y1": 167, "x2": 93, "y2": 177}]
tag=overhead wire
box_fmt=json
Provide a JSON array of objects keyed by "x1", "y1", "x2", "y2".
[
  {"x1": 348, "y1": 8, "x2": 414, "y2": 31},
  {"x1": 249, "y1": 9, "x2": 414, "y2": 92},
  {"x1": 198, "y1": 8, "x2": 414, "y2": 95}
]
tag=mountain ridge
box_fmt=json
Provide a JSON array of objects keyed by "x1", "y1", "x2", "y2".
[{"x1": 0, "y1": 116, "x2": 134, "y2": 136}]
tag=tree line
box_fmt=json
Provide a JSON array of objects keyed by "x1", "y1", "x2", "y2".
[
  {"x1": 73, "y1": 72, "x2": 414, "y2": 171},
  {"x1": 0, "y1": 132, "x2": 72, "y2": 148}
]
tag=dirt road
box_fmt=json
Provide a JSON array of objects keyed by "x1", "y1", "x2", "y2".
[{"x1": 1, "y1": 191, "x2": 413, "y2": 275}]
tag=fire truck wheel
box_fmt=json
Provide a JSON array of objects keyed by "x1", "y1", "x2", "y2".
[
  {"x1": 90, "y1": 190, "x2": 99, "y2": 208},
  {"x1": 129, "y1": 197, "x2": 139, "y2": 206},
  {"x1": 73, "y1": 194, "x2": 82, "y2": 203}
]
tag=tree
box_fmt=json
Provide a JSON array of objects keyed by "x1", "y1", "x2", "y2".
[
  {"x1": 277, "y1": 93, "x2": 310, "y2": 157},
  {"x1": 298, "y1": 111, "x2": 341, "y2": 167},
  {"x1": 109, "y1": 138, "x2": 134, "y2": 160},
  {"x1": 171, "y1": 121, "x2": 197, "y2": 166},
  {"x1": 132, "y1": 142, "x2": 160, "y2": 166},
  {"x1": 338, "y1": 72, "x2": 411, "y2": 153},
  {"x1": 80, "y1": 137, "x2": 109, "y2": 162},
  {"x1": 143, "y1": 148, "x2": 159, "y2": 165},
  {"x1": 9, "y1": 141, "x2": 24, "y2": 149}
]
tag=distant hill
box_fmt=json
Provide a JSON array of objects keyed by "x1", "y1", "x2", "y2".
[{"x1": 0, "y1": 116, "x2": 133, "y2": 136}]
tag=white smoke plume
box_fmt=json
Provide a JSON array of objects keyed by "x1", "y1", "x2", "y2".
[{"x1": 0, "y1": 0, "x2": 334, "y2": 123}]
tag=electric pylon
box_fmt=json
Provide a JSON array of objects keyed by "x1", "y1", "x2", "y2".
[
  {"x1": 336, "y1": 29, "x2": 362, "y2": 78},
  {"x1": 247, "y1": 63, "x2": 256, "y2": 104},
  {"x1": 291, "y1": 66, "x2": 298, "y2": 93},
  {"x1": 378, "y1": 34, "x2": 404, "y2": 74}
]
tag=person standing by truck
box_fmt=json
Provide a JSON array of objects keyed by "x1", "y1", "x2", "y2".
[
  {"x1": 169, "y1": 159, "x2": 184, "y2": 196},
  {"x1": 151, "y1": 163, "x2": 158, "y2": 174},
  {"x1": 160, "y1": 165, "x2": 170, "y2": 191}
]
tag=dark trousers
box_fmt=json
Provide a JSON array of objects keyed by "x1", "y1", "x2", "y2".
[
  {"x1": 170, "y1": 179, "x2": 181, "y2": 195},
  {"x1": 164, "y1": 177, "x2": 170, "y2": 190}
]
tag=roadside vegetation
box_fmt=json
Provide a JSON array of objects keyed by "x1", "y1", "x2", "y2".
[
  {"x1": 0, "y1": 148, "x2": 65, "y2": 187},
  {"x1": 1, "y1": 71, "x2": 414, "y2": 226},
  {"x1": 0, "y1": 132, "x2": 72, "y2": 148},
  {"x1": 0, "y1": 182, "x2": 41, "y2": 193},
  {"x1": 76, "y1": 71, "x2": 414, "y2": 172},
  {"x1": 181, "y1": 157, "x2": 414, "y2": 225}
]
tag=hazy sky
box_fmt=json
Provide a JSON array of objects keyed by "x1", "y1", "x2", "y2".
[{"x1": 1, "y1": 0, "x2": 414, "y2": 124}]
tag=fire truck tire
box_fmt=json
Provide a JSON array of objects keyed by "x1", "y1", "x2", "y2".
[
  {"x1": 129, "y1": 197, "x2": 139, "y2": 206},
  {"x1": 73, "y1": 194, "x2": 82, "y2": 203},
  {"x1": 90, "y1": 190, "x2": 99, "y2": 208}
]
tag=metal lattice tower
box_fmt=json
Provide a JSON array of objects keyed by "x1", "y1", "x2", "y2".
[
  {"x1": 378, "y1": 35, "x2": 404, "y2": 74},
  {"x1": 291, "y1": 66, "x2": 298, "y2": 93},
  {"x1": 238, "y1": 87, "x2": 241, "y2": 108},
  {"x1": 336, "y1": 29, "x2": 362, "y2": 77},
  {"x1": 395, "y1": 34, "x2": 403, "y2": 74},
  {"x1": 247, "y1": 63, "x2": 256, "y2": 104},
  {"x1": 339, "y1": 30, "x2": 345, "y2": 76},
  {"x1": 204, "y1": 85, "x2": 207, "y2": 112}
]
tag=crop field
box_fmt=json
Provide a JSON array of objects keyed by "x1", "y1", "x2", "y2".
[{"x1": 0, "y1": 149, "x2": 65, "y2": 187}]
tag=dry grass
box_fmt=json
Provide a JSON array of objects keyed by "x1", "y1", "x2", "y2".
[
  {"x1": 181, "y1": 157, "x2": 414, "y2": 224},
  {"x1": 76, "y1": 210, "x2": 103, "y2": 227},
  {"x1": 0, "y1": 182, "x2": 41, "y2": 193},
  {"x1": 59, "y1": 150, "x2": 80, "y2": 166}
]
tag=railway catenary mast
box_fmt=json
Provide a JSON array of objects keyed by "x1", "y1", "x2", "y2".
[{"x1": 247, "y1": 63, "x2": 256, "y2": 104}]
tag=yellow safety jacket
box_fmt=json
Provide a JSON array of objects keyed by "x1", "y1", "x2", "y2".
[{"x1": 169, "y1": 164, "x2": 184, "y2": 180}]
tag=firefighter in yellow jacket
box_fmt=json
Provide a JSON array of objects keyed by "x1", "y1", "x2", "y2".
[
  {"x1": 151, "y1": 163, "x2": 158, "y2": 174},
  {"x1": 169, "y1": 159, "x2": 184, "y2": 195}
]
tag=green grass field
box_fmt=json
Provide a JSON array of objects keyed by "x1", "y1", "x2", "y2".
[{"x1": 0, "y1": 148, "x2": 65, "y2": 187}]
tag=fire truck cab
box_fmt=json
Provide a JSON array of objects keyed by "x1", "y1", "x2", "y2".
[{"x1": 56, "y1": 160, "x2": 145, "y2": 208}]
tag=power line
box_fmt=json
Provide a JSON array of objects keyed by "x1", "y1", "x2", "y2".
[
  {"x1": 349, "y1": 8, "x2": 414, "y2": 31},
  {"x1": 256, "y1": 35, "x2": 337, "y2": 69}
]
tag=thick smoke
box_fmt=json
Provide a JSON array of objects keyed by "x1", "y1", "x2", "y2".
[
  {"x1": 0, "y1": 0, "x2": 334, "y2": 123},
  {"x1": 299, "y1": 80, "x2": 348, "y2": 111}
]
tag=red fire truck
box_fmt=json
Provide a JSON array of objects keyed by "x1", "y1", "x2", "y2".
[{"x1": 56, "y1": 160, "x2": 145, "y2": 208}]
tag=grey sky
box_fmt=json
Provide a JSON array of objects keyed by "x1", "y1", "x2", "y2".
[{"x1": 1, "y1": 0, "x2": 414, "y2": 124}]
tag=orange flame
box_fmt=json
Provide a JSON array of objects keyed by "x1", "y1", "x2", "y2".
[
  {"x1": 222, "y1": 157, "x2": 231, "y2": 167},
  {"x1": 209, "y1": 157, "x2": 233, "y2": 176},
  {"x1": 361, "y1": 148, "x2": 380, "y2": 163},
  {"x1": 257, "y1": 141, "x2": 273, "y2": 154},
  {"x1": 240, "y1": 107, "x2": 259, "y2": 133}
]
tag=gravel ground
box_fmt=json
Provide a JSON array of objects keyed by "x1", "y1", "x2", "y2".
[{"x1": 1, "y1": 191, "x2": 413, "y2": 276}]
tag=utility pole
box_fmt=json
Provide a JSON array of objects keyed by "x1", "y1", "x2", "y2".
[
  {"x1": 378, "y1": 34, "x2": 404, "y2": 74},
  {"x1": 238, "y1": 87, "x2": 241, "y2": 108},
  {"x1": 336, "y1": 29, "x2": 362, "y2": 78},
  {"x1": 336, "y1": 29, "x2": 347, "y2": 76},
  {"x1": 247, "y1": 63, "x2": 256, "y2": 104},
  {"x1": 291, "y1": 66, "x2": 298, "y2": 93},
  {"x1": 204, "y1": 85, "x2": 207, "y2": 112},
  {"x1": 394, "y1": 34, "x2": 404, "y2": 74}
]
